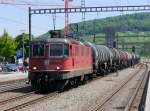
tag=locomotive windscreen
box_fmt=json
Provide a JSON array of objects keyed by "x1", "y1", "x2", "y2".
[
  {"x1": 49, "y1": 44, "x2": 69, "y2": 56},
  {"x1": 32, "y1": 44, "x2": 44, "y2": 56}
]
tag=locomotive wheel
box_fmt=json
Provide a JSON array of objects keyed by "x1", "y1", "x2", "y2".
[
  {"x1": 31, "y1": 80, "x2": 38, "y2": 90},
  {"x1": 82, "y1": 75, "x2": 89, "y2": 85},
  {"x1": 74, "y1": 77, "x2": 81, "y2": 88},
  {"x1": 49, "y1": 80, "x2": 69, "y2": 91},
  {"x1": 96, "y1": 72, "x2": 101, "y2": 76},
  {"x1": 100, "y1": 69, "x2": 106, "y2": 76},
  {"x1": 64, "y1": 77, "x2": 81, "y2": 90}
]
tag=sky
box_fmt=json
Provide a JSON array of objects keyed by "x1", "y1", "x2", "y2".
[{"x1": 0, "y1": 0, "x2": 150, "y2": 37}]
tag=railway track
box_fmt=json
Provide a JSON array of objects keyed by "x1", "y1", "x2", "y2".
[
  {"x1": 86, "y1": 64, "x2": 146, "y2": 111},
  {"x1": 0, "y1": 78, "x2": 27, "y2": 86},
  {"x1": 124, "y1": 65, "x2": 149, "y2": 111},
  {"x1": 0, "y1": 90, "x2": 38, "y2": 106},
  {"x1": 0, "y1": 64, "x2": 142, "y2": 111},
  {"x1": 2, "y1": 91, "x2": 59, "y2": 111},
  {"x1": 0, "y1": 79, "x2": 29, "y2": 93},
  {"x1": 2, "y1": 65, "x2": 141, "y2": 111}
]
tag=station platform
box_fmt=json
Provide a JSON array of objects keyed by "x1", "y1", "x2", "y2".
[{"x1": 0, "y1": 72, "x2": 28, "y2": 83}]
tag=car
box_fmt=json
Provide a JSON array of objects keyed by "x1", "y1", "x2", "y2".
[{"x1": 5, "y1": 63, "x2": 18, "y2": 72}]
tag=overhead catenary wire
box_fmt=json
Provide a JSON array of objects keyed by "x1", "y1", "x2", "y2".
[{"x1": 81, "y1": 0, "x2": 86, "y2": 37}]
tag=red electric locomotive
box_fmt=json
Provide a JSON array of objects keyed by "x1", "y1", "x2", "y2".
[{"x1": 29, "y1": 32, "x2": 92, "y2": 89}]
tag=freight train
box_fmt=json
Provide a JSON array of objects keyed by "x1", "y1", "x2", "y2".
[{"x1": 28, "y1": 33, "x2": 140, "y2": 90}]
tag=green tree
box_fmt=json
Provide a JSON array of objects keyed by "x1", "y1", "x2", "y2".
[{"x1": 0, "y1": 30, "x2": 16, "y2": 59}]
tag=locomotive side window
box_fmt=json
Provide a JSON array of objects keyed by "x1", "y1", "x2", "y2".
[
  {"x1": 81, "y1": 47, "x2": 84, "y2": 56},
  {"x1": 75, "y1": 47, "x2": 79, "y2": 56},
  {"x1": 32, "y1": 44, "x2": 44, "y2": 56},
  {"x1": 69, "y1": 45, "x2": 72, "y2": 56},
  {"x1": 86, "y1": 48, "x2": 89, "y2": 56},
  {"x1": 64, "y1": 44, "x2": 69, "y2": 56}
]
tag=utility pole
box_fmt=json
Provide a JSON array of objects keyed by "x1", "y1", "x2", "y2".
[
  {"x1": 29, "y1": 7, "x2": 31, "y2": 42},
  {"x1": 64, "y1": 0, "x2": 69, "y2": 36},
  {"x1": 81, "y1": 0, "x2": 85, "y2": 37},
  {"x1": 23, "y1": 33, "x2": 25, "y2": 62},
  {"x1": 93, "y1": 19, "x2": 96, "y2": 43},
  {"x1": 63, "y1": 0, "x2": 73, "y2": 36},
  {"x1": 20, "y1": 30, "x2": 25, "y2": 62}
]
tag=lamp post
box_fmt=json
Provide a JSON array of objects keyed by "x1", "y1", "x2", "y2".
[{"x1": 23, "y1": 32, "x2": 25, "y2": 62}]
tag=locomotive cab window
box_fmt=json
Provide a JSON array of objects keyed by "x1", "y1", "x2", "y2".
[
  {"x1": 49, "y1": 43, "x2": 69, "y2": 56},
  {"x1": 32, "y1": 44, "x2": 44, "y2": 56}
]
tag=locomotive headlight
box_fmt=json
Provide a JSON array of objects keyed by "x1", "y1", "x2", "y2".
[
  {"x1": 33, "y1": 67, "x2": 37, "y2": 70},
  {"x1": 56, "y1": 66, "x2": 60, "y2": 70}
]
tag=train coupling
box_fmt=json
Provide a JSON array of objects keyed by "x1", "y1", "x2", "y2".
[{"x1": 45, "y1": 75, "x2": 49, "y2": 82}]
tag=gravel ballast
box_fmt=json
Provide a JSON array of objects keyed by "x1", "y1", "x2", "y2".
[
  {"x1": 20, "y1": 67, "x2": 139, "y2": 111},
  {"x1": 98, "y1": 68, "x2": 145, "y2": 111}
]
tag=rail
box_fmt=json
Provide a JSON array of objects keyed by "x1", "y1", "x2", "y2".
[
  {"x1": 86, "y1": 64, "x2": 144, "y2": 111},
  {"x1": 139, "y1": 71, "x2": 150, "y2": 111},
  {"x1": 0, "y1": 80, "x2": 30, "y2": 93},
  {"x1": 0, "y1": 91, "x2": 38, "y2": 105},
  {"x1": 4, "y1": 91, "x2": 58, "y2": 111},
  {"x1": 124, "y1": 65, "x2": 148, "y2": 111}
]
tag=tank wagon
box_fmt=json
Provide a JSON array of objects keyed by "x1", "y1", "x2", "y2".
[
  {"x1": 86, "y1": 43, "x2": 113, "y2": 74},
  {"x1": 28, "y1": 37, "x2": 140, "y2": 90}
]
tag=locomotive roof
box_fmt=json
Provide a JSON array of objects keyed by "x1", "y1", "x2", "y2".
[{"x1": 32, "y1": 38, "x2": 85, "y2": 45}]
